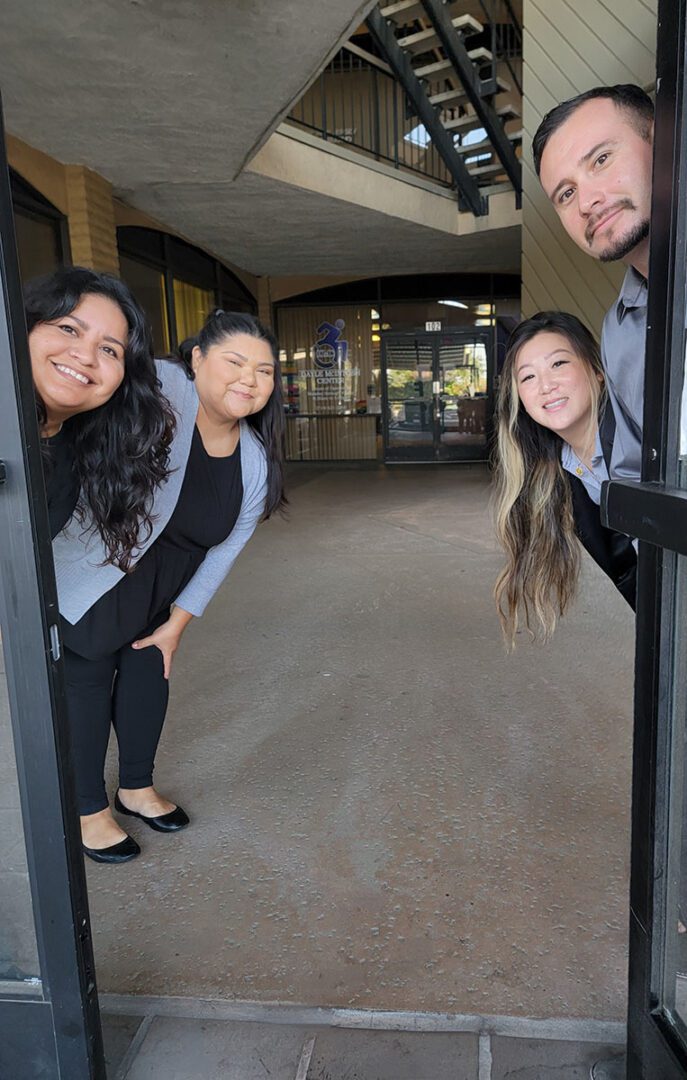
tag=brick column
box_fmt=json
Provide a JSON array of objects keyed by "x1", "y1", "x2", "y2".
[
  {"x1": 257, "y1": 276, "x2": 273, "y2": 328},
  {"x1": 65, "y1": 165, "x2": 120, "y2": 274}
]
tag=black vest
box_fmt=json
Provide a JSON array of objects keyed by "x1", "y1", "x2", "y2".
[{"x1": 566, "y1": 407, "x2": 637, "y2": 610}]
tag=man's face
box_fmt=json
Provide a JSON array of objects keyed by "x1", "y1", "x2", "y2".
[{"x1": 538, "y1": 98, "x2": 653, "y2": 263}]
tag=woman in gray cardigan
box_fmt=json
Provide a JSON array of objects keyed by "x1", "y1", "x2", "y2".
[{"x1": 53, "y1": 310, "x2": 286, "y2": 863}]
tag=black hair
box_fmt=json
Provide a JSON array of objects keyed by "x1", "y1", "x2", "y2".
[
  {"x1": 532, "y1": 83, "x2": 654, "y2": 177},
  {"x1": 503, "y1": 310, "x2": 604, "y2": 383},
  {"x1": 25, "y1": 265, "x2": 175, "y2": 570},
  {"x1": 175, "y1": 310, "x2": 286, "y2": 519}
]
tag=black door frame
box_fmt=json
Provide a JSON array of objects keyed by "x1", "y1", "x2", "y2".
[
  {"x1": 602, "y1": 0, "x2": 687, "y2": 1074},
  {"x1": 0, "y1": 102, "x2": 105, "y2": 1079},
  {"x1": 380, "y1": 328, "x2": 493, "y2": 463}
]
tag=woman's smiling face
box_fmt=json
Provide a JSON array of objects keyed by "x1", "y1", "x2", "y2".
[
  {"x1": 515, "y1": 330, "x2": 599, "y2": 442},
  {"x1": 192, "y1": 332, "x2": 275, "y2": 424},
  {"x1": 30, "y1": 293, "x2": 128, "y2": 431}
]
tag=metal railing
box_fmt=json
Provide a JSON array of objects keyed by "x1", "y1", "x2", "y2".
[
  {"x1": 286, "y1": 49, "x2": 457, "y2": 189},
  {"x1": 477, "y1": 0, "x2": 523, "y2": 96}
]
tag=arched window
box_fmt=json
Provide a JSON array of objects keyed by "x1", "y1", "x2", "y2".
[
  {"x1": 117, "y1": 227, "x2": 256, "y2": 354},
  {"x1": 10, "y1": 170, "x2": 69, "y2": 281}
]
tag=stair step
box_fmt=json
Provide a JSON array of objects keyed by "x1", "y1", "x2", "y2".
[
  {"x1": 414, "y1": 46, "x2": 492, "y2": 79},
  {"x1": 468, "y1": 159, "x2": 515, "y2": 176},
  {"x1": 478, "y1": 180, "x2": 515, "y2": 195},
  {"x1": 429, "y1": 76, "x2": 511, "y2": 106},
  {"x1": 379, "y1": 0, "x2": 423, "y2": 18},
  {"x1": 381, "y1": 1, "x2": 483, "y2": 37},
  {"x1": 443, "y1": 103, "x2": 519, "y2": 131},
  {"x1": 455, "y1": 130, "x2": 522, "y2": 154},
  {"x1": 462, "y1": 46, "x2": 492, "y2": 64},
  {"x1": 397, "y1": 14, "x2": 484, "y2": 52},
  {"x1": 414, "y1": 58, "x2": 452, "y2": 77}
]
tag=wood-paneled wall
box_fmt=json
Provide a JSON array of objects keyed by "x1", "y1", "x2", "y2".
[{"x1": 522, "y1": 0, "x2": 658, "y2": 335}]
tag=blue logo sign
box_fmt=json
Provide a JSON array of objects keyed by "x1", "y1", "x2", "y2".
[{"x1": 314, "y1": 319, "x2": 348, "y2": 369}]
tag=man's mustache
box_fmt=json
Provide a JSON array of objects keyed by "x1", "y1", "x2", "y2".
[{"x1": 585, "y1": 199, "x2": 636, "y2": 245}]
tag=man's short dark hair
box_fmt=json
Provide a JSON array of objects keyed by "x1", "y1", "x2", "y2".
[{"x1": 532, "y1": 84, "x2": 654, "y2": 177}]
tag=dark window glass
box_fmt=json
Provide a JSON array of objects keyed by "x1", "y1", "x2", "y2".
[
  {"x1": 119, "y1": 254, "x2": 170, "y2": 355},
  {"x1": 117, "y1": 227, "x2": 256, "y2": 349},
  {"x1": 13, "y1": 211, "x2": 62, "y2": 281},
  {"x1": 219, "y1": 267, "x2": 255, "y2": 313},
  {"x1": 10, "y1": 171, "x2": 67, "y2": 282}
]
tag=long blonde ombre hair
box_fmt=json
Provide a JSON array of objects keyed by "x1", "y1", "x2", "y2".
[{"x1": 493, "y1": 312, "x2": 605, "y2": 648}]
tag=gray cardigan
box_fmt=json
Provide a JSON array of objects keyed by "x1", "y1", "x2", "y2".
[{"x1": 52, "y1": 359, "x2": 268, "y2": 625}]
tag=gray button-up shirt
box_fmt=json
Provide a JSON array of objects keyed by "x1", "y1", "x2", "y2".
[
  {"x1": 600, "y1": 265, "x2": 647, "y2": 481},
  {"x1": 561, "y1": 433, "x2": 608, "y2": 505}
]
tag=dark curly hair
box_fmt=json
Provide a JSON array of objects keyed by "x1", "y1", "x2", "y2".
[
  {"x1": 174, "y1": 309, "x2": 286, "y2": 519},
  {"x1": 26, "y1": 266, "x2": 176, "y2": 570}
]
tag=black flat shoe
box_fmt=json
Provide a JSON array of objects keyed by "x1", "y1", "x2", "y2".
[
  {"x1": 82, "y1": 834, "x2": 141, "y2": 864},
  {"x1": 114, "y1": 791, "x2": 190, "y2": 832}
]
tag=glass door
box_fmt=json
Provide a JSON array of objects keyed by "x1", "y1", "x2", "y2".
[
  {"x1": 381, "y1": 334, "x2": 435, "y2": 461},
  {"x1": 436, "y1": 332, "x2": 490, "y2": 461},
  {"x1": 0, "y1": 100, "x2": 104, "y2": 1078},
  {"x1": 603, "y1": 1, "x2": 687, "y2": 1073},
  {"x1": 381, "y1": 330, "x2": 493, "y2": 462}
]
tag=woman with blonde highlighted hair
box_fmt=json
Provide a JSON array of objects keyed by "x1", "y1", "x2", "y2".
[{"x1": 493, "y1": 311, "x2": 636, "y2": 647}]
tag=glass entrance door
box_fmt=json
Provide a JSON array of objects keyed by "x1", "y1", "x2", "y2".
[
  {"x1": 436, "y1": 334, "x2": 490, "y2": 460},
  {"x1": 603, "y1": 2, "x2": 687, "y2": 1073},
  {"x1": 381, "y1": 329, "x2": 492, "y2": 462},
  {"x1": 382, "y1": 335, "x2": 435, "y2": 461}
]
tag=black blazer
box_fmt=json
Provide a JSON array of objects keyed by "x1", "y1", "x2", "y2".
[{"x1": 566, "y1": 407, "x2": 637, "y2": 610}]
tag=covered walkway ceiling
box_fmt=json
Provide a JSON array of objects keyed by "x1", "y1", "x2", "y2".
[
  {"x1": 0, "y1": 0, "x2": 375, "y2": 185},
  {"x1": 122, "y1": 167, "x2": 520, "y2": 277},
  {"x1": 0, "y1": 0, "x2": 519, "y2": 278}
]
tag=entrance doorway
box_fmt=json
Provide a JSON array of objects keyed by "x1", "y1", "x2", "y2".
[{"x1": 380, "y1": 329, "x2": 493, "y2": 463}]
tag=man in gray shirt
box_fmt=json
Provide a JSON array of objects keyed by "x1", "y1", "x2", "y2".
[
  {"x1": 532, "y1": 84, "x2": 655, "y2": 481},
  {"x1": 533, "y1": 87, "x2": 682, "y2": 1080}
]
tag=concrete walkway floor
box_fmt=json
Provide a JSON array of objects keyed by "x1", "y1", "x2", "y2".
[{"x1": 87, "y1": 464, "x2": 636, "y2": 1025}]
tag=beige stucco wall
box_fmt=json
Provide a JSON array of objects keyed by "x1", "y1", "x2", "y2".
[
  {"x1": 251, "y1": 124, "x2": 521, "y2": 239},
  {"x1": 522, "y1": 0, "x2": 658, "y2": 334}
]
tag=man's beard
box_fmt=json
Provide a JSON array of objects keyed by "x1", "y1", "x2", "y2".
[{"x1": 598, "y1": 217, "x2": 650, "y2": 263}]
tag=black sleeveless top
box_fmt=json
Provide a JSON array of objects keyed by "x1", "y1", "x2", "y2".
[
  {"x1": 62, "y1": 426, "x2": 243, "y2": 659},
  {"x1": 43, "y1": 426, "x2": 79, "y2": 540}
]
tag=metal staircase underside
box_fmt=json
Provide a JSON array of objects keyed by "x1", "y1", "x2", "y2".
[{"x1": 367, "y1": 0, "x2": 522, "y2": 215}]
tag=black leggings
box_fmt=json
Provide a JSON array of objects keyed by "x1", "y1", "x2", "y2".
[{"x1": 63, "y1": 621, "x2": 169, "y2": 816}]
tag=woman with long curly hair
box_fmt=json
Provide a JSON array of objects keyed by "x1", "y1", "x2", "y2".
[
  {"x1": 493, "y1": 311, "x2": 636, "y2": 648},
  {"x1": 28, "y1": 265, "x2": 174, "y2": 556},
  {"x1": 53, "y1": 309, "x2": 286, "y2": 864}
]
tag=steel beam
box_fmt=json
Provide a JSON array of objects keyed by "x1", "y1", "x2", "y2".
[
  {"x1": 420, "y1": 0, "x2": 521, "y2": 203},
  {"x1": 367, "y1": 6, "x2": 487, "y2": 215}
]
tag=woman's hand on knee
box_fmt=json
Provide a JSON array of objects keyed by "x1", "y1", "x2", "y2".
[{"x1": 131, "y1": 608, "x2": 193, "y2": 680}]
